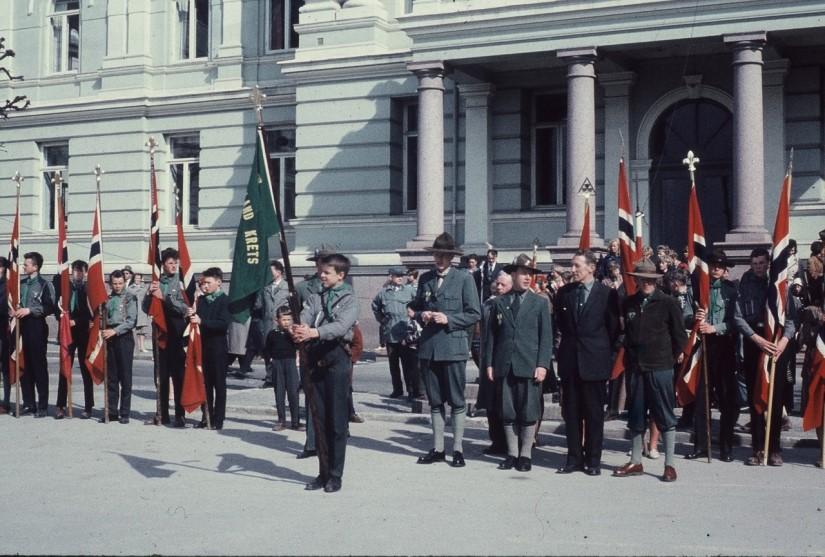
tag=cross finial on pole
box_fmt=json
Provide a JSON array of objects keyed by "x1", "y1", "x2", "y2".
[
  {"x1": 683, "y1": 150, "x2": 700, "y2": 183},
  {"x1": 146, "y1": 136, "x2": 158, "y2": 154},
  {"x1": 11, "y1": 171, "x2": 24, "y2": 190},
  {"x1": 249, "y1": 85, "x2": 266, "y2": 127},
  {"x1": 94, "y1": 164, "x2": 104, "y2": 187},
  {"x1": 51, "y1": 170, "x2": 64, "y2": 188}
]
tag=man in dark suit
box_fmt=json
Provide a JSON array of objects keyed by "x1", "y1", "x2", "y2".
[
  {"x1": 555, "y1": 250, "x2": 620, "y2": 475},
  {"x1": 411, "y1": 233, "x2": 481, "y2": 468},
  {"x1": 479, "y1": 248, "x2": 503, "y2": 302},
  {"x1": 484, "y1": 254, "x2": 553, "y2": 472}
]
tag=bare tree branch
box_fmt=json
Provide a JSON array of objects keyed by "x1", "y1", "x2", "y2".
[{"x1": 0, "y1": 36, "x2": 29, "y2": 119}]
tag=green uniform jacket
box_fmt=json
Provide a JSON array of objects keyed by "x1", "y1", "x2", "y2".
[
  {"x1": 107, "y1": 291, "x2": 138, "y2": 336},
  {"x1": 371, "y1": 284, "x2": 416, "y2": 344},
  {"x1": 483, "y1": 290, "x2": 553, "y2": 379},
  {"x1": 411, "y1": 267, "x2": 481, "y2": 362}
]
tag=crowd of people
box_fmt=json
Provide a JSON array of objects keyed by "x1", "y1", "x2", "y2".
[{"x1": 2, "y1": 227, "x2": 824, "y2": 492}]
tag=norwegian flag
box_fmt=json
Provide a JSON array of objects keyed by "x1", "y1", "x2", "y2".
[
  {"x1": 147, "y1": 149, "x2": 168, "y2": 348},
  {"x1": 578, "y1": 200, "x2": 591, "y2": 250},
  {"x1": 7, "y1": 194, "x2": 23, "y2": 384},
  {"x1": 802, "y1": 324, "x2": 825, "y2": 431},
  {"x1": 180, "y1": 301, "x2": 206, "y2": 413},
  {"x1": 617, "y1": 158, "x2": 637, "y2": 296},
  {"x1": 56, "y1": 191, "x2": 73, "y2": 384},
  {"x1": 754, "y1": 169, "x2": 792, "y2": 414},
  {"x1": 675, "y1": 180, "x2": 709, "y2": 405},
  {"x1": 85, "y1": 190, "x2": 108, "y2": 385},
  {"x1": 176, "y1": 208, "x2": 196, "y2": 306}
]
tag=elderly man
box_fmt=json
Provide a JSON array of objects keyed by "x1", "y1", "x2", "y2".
[
  {"x1": 411, "y1": 233, "x2": 481, "y2": 468},
  {"x1": 614, "y1": 260, "x2": 688, "y2": 482},
  {"x1": 485, "y1": 254, "x2": 552, "y2": 472},
  {"x1": 372, "y1": 267, "x2": 419, "y2": 400}
]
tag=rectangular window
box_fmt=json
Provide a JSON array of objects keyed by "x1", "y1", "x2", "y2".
[
  {"x1": 403, "y1": 102, "x2": 418, "y2": 212},
  {"x1": 50, "y1": 0, "x2": 80, "y2": 73},
  {"x1": 167, "y1": 134, "x2": 200, "y2": 226},
  {"x1": 268, "y1": 0, "x2": 302, "y2": 51},
  {"x1": 266, "y1": 129, "x2": 296, "y2": 221},
  {"x1": 177, "y1": 0, "x2": 209, "y2": 60},
  {"x1": 532, "y1": 93, "x2": 566, "y2": 206},
  {"x1": 41, "y1": 143, "x2": 69, "y2": 231}
]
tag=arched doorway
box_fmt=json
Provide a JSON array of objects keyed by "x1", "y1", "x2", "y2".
[{"x1": 649, "y1": 99, "x2": 733, "y2": 250}]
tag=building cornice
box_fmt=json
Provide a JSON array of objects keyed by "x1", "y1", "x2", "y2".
[{"x1": 280, "y1": 50, "x2": 413, "y2": 83}]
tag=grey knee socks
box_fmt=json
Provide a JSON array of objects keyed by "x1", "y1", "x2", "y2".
[
  {"x1": 431, "y1": 408, "x2": 446, "y2": 452},
  {"x1": 519, "y1": 424, "x2": 536, "y2": 459},
  {"x1": 631, "y1": 432, "x2": 644, "y2": 465},
  {"x1": 504, "y1": 424, "x2": 519, "y2": 457},
  {"x1": 664, "y1": 428, "x2": 676, "y2": 467},
  {"x1": 452, "y1": 409, "x2": 466, "y2": 453}
]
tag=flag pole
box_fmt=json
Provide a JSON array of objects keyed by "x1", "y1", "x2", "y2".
[
  {"x1": 94, "y1": 165, "x2": 110, "y2": 424},
  {"x1": 54, "y1": 172, "x2": 73, "y2": 419},
  {"x1": 146, "y1": 137, "x2": 162, "y2": 426},
  {"x1": 249, "y1": 85, "x2": 328, "y2": 473},
  {"x1": 11, "y1": 171, "x2": 23, "y2": 418}
]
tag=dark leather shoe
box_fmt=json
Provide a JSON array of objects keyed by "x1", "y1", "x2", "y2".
[
  {"x1": 483, "y1": 445, "x2": 507, "y2": 456},
  {"x1": 194, "y1": 421, "x2": 209, "y2": 429},
  {"x1": 450, "y1": 451, "x2": 466, "y2": 468},
  {"x1": 323, "y1": 477, "x2": 342, "y2": 493},
  {"x1": 296, "y1": 449, "x2": 317, "y2": 460},
  {"x1": 160, "y1": 416, "x2": 171, "y2": 425},
  {"x1": 417, "y1": 449, "x2": 446, "y2": 464},
  {"x1": 585, "y1": 466, "x2": 601, "y2": 476},
  {"x1": 515, "y1": 457, "x2": 531, "y2": 472},
  {"x1": 21, "y1": 406, "x2": 35, "y2": 416},
  {"x1": 174, "y1": 416, "x2": 186, "y2": 428},
  {"x1": 388, "y1": 391, "x2": 404, "y2": 399},
  {"x1": 661, "y1": 465, "x2": 677, "y2": 482},
  {"x1": 119, "y1": 416, "x2": 130, "y2": 424},
  {"x1": 612, "y1": 462, "x2": 644, "y2": 477},
  {"x1": 54, "y1": 408, "x2": 65, "y2": 420},
  {"x1": 35, "y1": 409, "x2": 48, "y2": 418},
  {"x1": 685, "y1": 450, "x2": 709, "y2": 460},
  {"x1": 497, "y1": 456, "x2": 516, "y2": 470},
  {"x1": 80, "y1": 410, "x2": 92, "y2": 420},
  {"x1": 557, "y1": 462, "x2": 584, "y2": 474},
  {"x1": 745, "y1": 451, "x2": 764, "y2": 466},
  {"x1": 213, "y1": 421, "x2": 223, "y2": 430},
  {"x1": 305, "y1": 476, "x2": 326, "y2": 491},
  {"x1": 349, "y1": 414, "x2": 365, "y2": 424},
  {"x1": 768, "y1": 452, "x2": 783, "y2": 467},
  {"x1": 272, "y1": 422, "x2": 287, "y2": 432},
  {"x1": 719, "y1": 451, "x2": 734, "y2": 462}
]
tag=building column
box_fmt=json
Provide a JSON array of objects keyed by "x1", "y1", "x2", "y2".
[
  {"x1": 300, "y1": 0, "x2": 342, "y2": 23},
  {"x1": 600, "y1": 71, "x2": 635, "y2": 242},
  {"x1": 762, "y1": 58, "x2": 789, "y2": 215},
  {"x1": 407, "y1": 61, "x2": 446, "y2": 247},
  {"x1": 124, "y1": 0, "x2": 152, "y2": 65},
  {"x1": 460, "y1": 83, "x2": 495, "y2": 253},
  {"x1": 218, "y1": 0, "x2": 243, "y2": 58},
  {"x1": 101, "y1": 0, "x2": 127, "y2": 67},
  {"x1": 723, "y1": 32, "x2": 770, "y2": 244},
  {"x1": 557, "y1": 47, "x2": 600, "y2": 247}
]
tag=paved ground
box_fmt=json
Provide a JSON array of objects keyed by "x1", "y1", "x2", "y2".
[{"x1": 2, "y1": 353, "x2": 825, "y2": 555}]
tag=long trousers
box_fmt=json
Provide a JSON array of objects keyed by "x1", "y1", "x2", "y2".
[
  {"x1": 743, "y1": 339, "x2": 785, "y2": 455},
  {"x1": 57, "y1": 327, "x2": 93, "y2": 411},
  {"x1": 107, "y1": 333, "x2": 135, "y2": 417},
  {"x1": 307, "y1": 346, "x2": 350, "y2": 480},
  {"x1": 21, "y1": 318, "x2": 49, "y2": 411}
]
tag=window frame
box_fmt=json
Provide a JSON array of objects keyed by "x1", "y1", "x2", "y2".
[
  {"x1": 49, "y1": 0, "x2": 81, "y2": 74},
  {"x1": 175, "y1": 0, "x2": 210, "y2": 62},
  {"x1": 265, "y1": 0, "x2": 302, "y2": 53},
  {"x1": 402, "y1": 100, "x2": 418, "y2": 213},
  {"x1": 166, "y1": 134, "x2": 201, "y2": 227},
  {"x1": 531, "y1": 92, "x2": 567, "y2": 208},
  {"x1": 265, "y1": 127, "x2": 297, "y2": 222},
  {"x1": 40, "y1": 142, "x2": 70, "y2": 232}
]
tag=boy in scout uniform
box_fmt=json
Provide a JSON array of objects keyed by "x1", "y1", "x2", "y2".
[
  {"x1": 143, "y1": 248, "x2": 189, "y2": 427},
  {"x1": 103, "y1": 270, "x2": 137, "y2": 424},
  {"x1": 410, "y1": 233, "x2": 481, "y2": 468},
  {"x1": 15, "y1": 252, "x2": 56, "y2": 417},
  {"x1": 484, "y1": 254, "x2": 552, "y2": 472}
]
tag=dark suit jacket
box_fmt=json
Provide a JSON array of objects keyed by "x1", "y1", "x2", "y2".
[
  {"x1": 479, "y1": 261, "x2": 503, "y2": 300},
  {"x1": 411, "y1": 267, "x2": 481, "y2": 362},
  {"x1": 555, "y1": 281, "x2": 620, "y2": 382},
  {"x1": 483, "y1": 290, "x2": 553, "y2": 379}
]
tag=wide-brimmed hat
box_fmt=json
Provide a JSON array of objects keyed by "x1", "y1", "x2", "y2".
[
  {"x1": 306, "y1": 246, "x2": 336, "y2": 262},
  {"x1": 122, "y1": 265, "x2": 133, "y2": 273},
  {"x1": 627, "y1": 259, "x2": 661, "y2": 280},
  {"x1": 387, "y1": 267, "x2": 406, "y2": 276},
  {"x1": 503, "y1": 253, "x2": 540, "y2": 274},
  {"x1": 707, "y1": 248, "x2": 733, "y2": 269},
  {"x1": 424, "y1": 233, "x2": 463, "y2": 256}
]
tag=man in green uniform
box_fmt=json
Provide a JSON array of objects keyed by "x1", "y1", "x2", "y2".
[{"x1": 103, "y1": 270, "x2": 137, "y2": 424}]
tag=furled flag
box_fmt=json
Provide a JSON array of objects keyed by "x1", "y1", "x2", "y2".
[
  {"x1": 147, "y1": 147, "x2": 169, "y2": 348},
  {"x1": 7, "y1": 193, "x2": 23, "y2": 383},
  {"x1": 803, "y1": 324, "x2": 825, "y2": 431},
  {"x1": 85, "y1": 190, "x2": 108, "y2": 384},
  {"x1": 176, "y1": 207, "x2": 197, "y2": 306},
  {"x1": 578, "y1": 200, "x2": 591, "y2": 251},
  {"x1": 754, "y1": 167, "x2": 792, "y2": 413},
  {"x1": 56, "y1": 191, "x2": 73, "y2": 384},
  {"x1": 610, "y1": 158, "x2": 638, "y2": 380},
  {"x1": 676, "y1": 176, "x2": 709, "y2": 405},
  {"x1": 228, "y1": 128, "x2": 280, "y2": 322},
  {"x1": 180, "y1": 303, "x2": 206, "y2": 413}
]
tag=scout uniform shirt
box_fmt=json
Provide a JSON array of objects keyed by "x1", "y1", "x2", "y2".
[{"x1": 107, "y1": 290, "x2": 137, "y2": 335}]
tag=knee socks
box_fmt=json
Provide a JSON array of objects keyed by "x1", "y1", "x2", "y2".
[
  {"x1": 431, "y1": 407, "x2": 446, "y2": 452},
  {"x1": 664, "y1": 427, "x2": 676, "y2": 467},
  {"x1": 452, "y1": 408, "x2": 465, "y2": 453}
]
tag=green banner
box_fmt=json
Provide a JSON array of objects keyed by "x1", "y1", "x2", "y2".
[{"x1": 228, "y1": 130, "x2": 280, "y2": 322}]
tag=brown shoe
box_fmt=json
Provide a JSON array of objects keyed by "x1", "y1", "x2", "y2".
[
  {"x1": 768, "y1": 453, "x2": 783, "y2": 467},
  {"x1": 54, "y1": 408, "x2": 65, "y2": 420},
  {"x1": 661, "y1": 465, "x2": 677, "y2": 482},
  {"x1": 612, "y1": 462, "x2": 643, "y2": 477},
  {"x1": 745, "y1": 451, "x2": 764, "y2": 466}
]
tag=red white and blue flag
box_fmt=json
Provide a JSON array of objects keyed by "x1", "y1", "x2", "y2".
[
  {"x1": 57, "y1": 189, "x2": 73, "y2": 384},
  {"x1": 803, "y1": 324, "x2": 825, "y2": 431},
  {"x1": 176, "y1": 208, "x2": 196, "y2": 306},
  {"x1": 147, "y1": 148, "x2": 169, "y2": 348},
  {"x1": 85, "y1": 190, "x2": 108, "y2": 384},
  {"x1": 610, "y1": 158, "x2": 637, "y2": 380},
  {"x1": 7, "y1": 193, "x2": 23, "y2": 384}
]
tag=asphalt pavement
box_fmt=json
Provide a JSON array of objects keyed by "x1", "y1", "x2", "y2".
[{"x1": 2, "y1": 353, "x2": 824, "y2": 555}]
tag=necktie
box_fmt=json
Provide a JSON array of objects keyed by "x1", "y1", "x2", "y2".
[
  {"x1": 437, "y1": 273, "x2": 446, "y2": 289},
  {"x1": 511, "y1": 292, "x2": 521, "y2": 319},
  {"x1": 577, "y1": 284, "x2": 586, "y2": 316}
]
